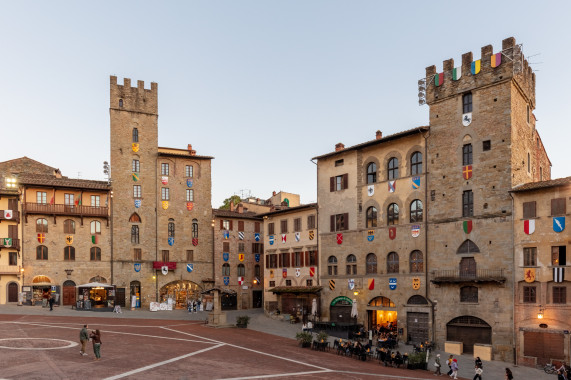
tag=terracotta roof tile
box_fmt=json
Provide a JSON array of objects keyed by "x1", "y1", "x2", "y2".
[
  {"x1": 511, "y1": 176, "x2": 571, "y2": 193},
  {"x1": 18, "y1": 174, "x2": 110, "y2": 190},
  {"x1": 212, "y1": 208, "x2": 262, "y2": 220}
]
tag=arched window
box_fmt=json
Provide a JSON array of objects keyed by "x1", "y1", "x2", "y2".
[
  {"x1": 410, "y1": 250, "x2": 423, "y2": 273},
  {"x1": 119, "y1": 99, "x2": 123, "y2": 107},
  {"x1": 388, "y1": 157, "x2": 399, "y2": 180},
  {"x1": 90, "y1": 220, "x2": 101, "y2": 235},
  {"x1": 411, "y1": 152, "x2": 422, "y2": 175},
  {"x1": 64, "y1": 219, "x2": 75, "y2": 234},
  {"x1": 368, "y1": 296, "x2": 395, "y2": 307},
  {"x1": 387, "y1": 252, "x2": 399, "y2": 273},
  {"x1": 131, "y1": 225, "x2": 139, "y2": 244},
  {"x1": 366, "y1": 253, "x2": 377, "y2": 274},
  {"x1": 457, "y1": 240, "x2": 480, "y2": 254},
  {"x1": 367, "y1": 162, "x2": 377, "y2": 184},
  {"x1": 36, "y1": 245, "x2": 48, "y2": 260},
  {"x1": 237, "y1": 264, "x2": 245, "y2": 277},
  {"x1": 460, "y1": 286, "x2": 478, "y2": 303},
  {"x1": 192, "y1": 219, "x2": 198, "y2": 238},
  {"x1": 410, "y1": 200, "x2": 423, "y2": 223},
  {"x1": 168, "y1": 218, "x2": 175, "y2": 238},
  {"x1": 346, "y1": 254, "x2": 357, "y2": 275},
  {"x1": 387, "y1": 203, "x2": 399, "y2": 225},
  {"x1": 366, "y1": 206, "x2": 377, "y2": 228},
  {"x1": 129, "y1": 213, "x2": 141, "y2": 223},
  {"x1": 36, "y1": 218, "x2": 48, "y2": 233},
  {"x1": 64, "y1": 246, "x2": 75, "y2": 261},
  {"x1": 90, "y1": 247, "x2": 101, "y2": 261},
  {"x1": 132, "y1": 128, "x2": 139, "y2": 143},
  {"x1": 222, "y1": 263, "x2": 230, "y2": 276},
  {"x1": 407, "y1": 295, "x2": 428, "y2": 305},
  {"x1": 328, "y1": 256, "x2": 338, "y2": 276},
  {"x1": 463, "y1": 144, "x2": 473, "y2": 165}
]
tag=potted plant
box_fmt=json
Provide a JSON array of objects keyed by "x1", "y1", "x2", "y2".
[
  {"x1": 406, "y1": 351, "x2": 427, "y2": 370},
  {"x1": 236, "y1": 315, "x2": 250, "y2": 328},
  {"x1": 316, "y1": 331, "x2": 329, "y2": 343},
  {"x1": 295, "y1": 331, "x2": 313, "y2": 348}
]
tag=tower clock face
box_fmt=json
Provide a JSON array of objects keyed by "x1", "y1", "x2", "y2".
[{"x1": 462, "y1": 113, "x2": 472, "y2": 126}]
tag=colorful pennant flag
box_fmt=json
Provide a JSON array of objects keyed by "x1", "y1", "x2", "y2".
[
  {"x1": 491, "y1": 52, "x2": 502, "y2": 68},
  {"x1": 368, "y1": 278, "x2": 374, "y2": 290},
  {"x1": 471, "y1": 60, "x2": 481, "y2": 75},
  {"x1": 452, "y1": 67, "x2": 462, "y2": 81}
]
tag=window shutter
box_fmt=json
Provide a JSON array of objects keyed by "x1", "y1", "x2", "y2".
[
  {"x1": 278, "y1": 254, "x2": 282, "y2": 268},
  {"x1": 343, "y1": 174, "x2": 349, "y2": 189},
  {"x1": 305, "y1": 251, "x2": 309, "y2": 267},
  {"x1": 220, "y1": 219, "x2": 223, "y2": 230},
  {"x1": 343, "y1": 213, "x2": 349, "y2": 230},
  {"x1": 229, "y1": 220, "x2": 233, "y2": 230},
  {"x1": 330, "y1": 177, "x2": 334, "y2": 192},
  {"x1": 265, "y1": 254, "x2": 269, "y2": 269},
  {"x1": 238, "y1": 221, "x2": 244, "y2": 231},
  {"x1": 330, "y1": 215, "x2": 335, "y2": 232},
  {"x1": 8, "y1": 225, "x2": 18, "y2": 239},
  {"x1": 314, "y1": 250, "x2": 318, "y2": 267}
]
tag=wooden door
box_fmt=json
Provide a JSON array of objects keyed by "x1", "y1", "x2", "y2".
[
  {"x1": 407, "y1": 312, "x2": 429, "y2": 343},
  {"x1": 8, "y1": 283, "x2": 18, "y2": 302},
  {"x1": 459, "y1": 257, "x2": 476, "y2": 277},
  {"x1": 115, "y1": 288, "x2": 126, "y2": 307},
  {"x1": 524, "y1": 331, "x2": 565, "y2": 365},
  {"x1": 62, "y1": 286, "x2": 76, "y2": 306}
]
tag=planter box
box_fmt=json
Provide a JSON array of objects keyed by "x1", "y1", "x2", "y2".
[
  {"x1": 445, "y1": 341, "x2": 463, "y2": 355},
  {"x1": 407, "y1": 363, "x2": 427, "y2": 370},
  {"x1": 474, "y1": 344, "x2": 492, "y2": 361}
]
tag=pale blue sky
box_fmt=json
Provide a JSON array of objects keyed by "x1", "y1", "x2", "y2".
[{"x1": 1, "y1": 1, "x2": 570, "y2": 207}]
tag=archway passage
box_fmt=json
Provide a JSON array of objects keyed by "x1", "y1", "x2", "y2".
[
  {"x1": 446, "y1": 316, "x2": 491, "y2": 353},
  {"x1": 159, "y1": 280, "x2": 202, "y2": 309},
  {"x1": 62, "y1": 280, "x2": 76, "y2": 306},
  {"x1": 367, "y1": 296, "x2": 397, "y2": 332},
  {"x1": 8, "y1": 283, "x2": 18, "y2": 302},
  {"x1": 330, "y1": 296, "x2": 353, "y2": 323}
]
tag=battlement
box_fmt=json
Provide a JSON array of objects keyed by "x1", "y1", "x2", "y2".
[
  {"x1": 110, "y1": 76, "x2": 158, "y2": 114},
  {"x1": 422, "y1": 37, "x2": 535, "y2": 107}
]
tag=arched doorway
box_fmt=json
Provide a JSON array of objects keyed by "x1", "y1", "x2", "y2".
[
  {"x1": 366, "y1": 296, "x2": 397, "y2": 331},
  {"x1": 89, "y1": 275, "x2": 107, "y2": 283},
  {"x1": 130, "y1": 281, "x2": 141, "y2": 308},
  {"x1": 330, "y1": 296, "x2": 353, "y2": 323},
  {"x1": 159, "y1": 280, "x2": 202, "y2": 309},
  {"x1": 32, "y1": 275, "x2": 52, "y2": 305},
  {"x1": 446, "y1": 316, "x2": 491, "y2": 353},
  {"x1": 406, "y1": 295, "x2": 429, "y2": 344},
  {"x1": 7, "y1": 282, "x2": 18, "y2": 303},
  {"x1": 62, "y1": 280, "x2": 76, "y2": 306}
]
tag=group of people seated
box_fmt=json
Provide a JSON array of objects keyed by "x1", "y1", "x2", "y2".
[
  {"x1": 376, "y1": 347, "x2": 407, "y2": 368},
  {"x1": 335, "y1": 339, "x2": 373, "y2": 361}
]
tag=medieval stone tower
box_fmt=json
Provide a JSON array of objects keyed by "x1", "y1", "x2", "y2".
[{"x1": 423, "y1": 37, "x2": 550, "y2": 361}]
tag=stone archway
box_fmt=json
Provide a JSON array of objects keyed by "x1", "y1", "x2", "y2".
[
  {"x1": 446, "y1": 316, "x2": 491, "y2": 353},
  {"x1": 62, "y1": 280, "x2": 76, "y2": 306},
  {"x1": 159, "y1": 280, "x2": 202, "y2": 309}
]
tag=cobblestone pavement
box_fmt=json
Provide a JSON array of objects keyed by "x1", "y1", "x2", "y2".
[{"x1": 0, "y1": 305, "x2": 554, "y2": 380}]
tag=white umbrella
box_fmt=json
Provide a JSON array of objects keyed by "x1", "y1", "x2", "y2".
[
  {"x1": 311, "y1": 298, "x2": 317, "y2": 316},
  {"x1": 351, "y1": 299, "x2": 358, "y2": 318}
]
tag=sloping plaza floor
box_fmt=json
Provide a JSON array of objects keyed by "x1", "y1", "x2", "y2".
[{"x1": 0, "y1": 306, "x2": 554, "y2": 380}]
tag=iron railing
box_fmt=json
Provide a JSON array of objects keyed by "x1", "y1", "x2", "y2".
[
  {"x1": 23, "y1": 203, "x2": 109, "y2": 218},
  {"x1": 431, "y1": 269, "x2": 506, "y2": 283},
  {"x1": 0, "y1": 238, "x2": 20, "y2": 250},
  {"x1": 0, "y1": 210, "x2": 20, "y2": 222}
]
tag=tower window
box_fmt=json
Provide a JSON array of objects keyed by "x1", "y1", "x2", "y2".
[
  {"x1": 462, "y1": 93, "x2": 472, "y2": 113},
  {"x1": 119, "y1": 99, "x2": 123, "y2": 107},
  {"x1": 462, "y1": 144, "x2": 473, "y2": 165},
  {"x1": 482, "y1": 140, "x2": 491, "y2": 151},
  {"x1": 462, "y1": 190, "x2": 474, "y2": 217},
  {"x1": 132, "y1": 128, "x2": 139, "y2": 143}
]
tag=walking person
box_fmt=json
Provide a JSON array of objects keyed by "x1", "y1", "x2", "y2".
[
  {"x1": 48, "y1": 294, "x2": 55, "y2": 311},
  {"x1": 473, "y1": 365, "x2": 483, "y2": 380},
  {"x1": 89, "y1": 329, "x2": 102, "y2": 360},
  {"x1": 446, "y1": 355, "x2": 454, "y2": 376},
  {"x1": 79, "y1": 325, "x2": 89, "y2": 356},
  {"x1": 434, "y1": 353, "x2": 442, "y2": 376},
  {"x1": 475, "y1": 356, "x2": 483, "y2": 369},
  {"x1": 504, "y1": 368, "x2": 513, "y2": 380},
  {"x1": 450, "y1": 358, "x2": 458, "y2": 379}
]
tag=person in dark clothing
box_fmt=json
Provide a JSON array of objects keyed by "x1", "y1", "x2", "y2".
[
  {"x1": 48, "y1": 295, "x2": 55, "y2": 311},
  {"x1": 475, "y1": 356, "x2": 483, "y2": 369},
  {"x1": 89, "y1": 330, "x2": 102, "y2": 360}
]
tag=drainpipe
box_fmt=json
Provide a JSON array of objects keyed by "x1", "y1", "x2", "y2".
[
  {"x1": 509, "y1": 191, "x2": 517, "y2": 366},
  {"x1": 155, "y1": 156, "x2": 159, "y2": 302},
  {"x1": 310, "y1": 158, "x2": 319, "y2": 320}
]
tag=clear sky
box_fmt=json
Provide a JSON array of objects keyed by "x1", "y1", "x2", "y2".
[{"x1": 1, "y1": 1, "x2": 570, "y2": 207}]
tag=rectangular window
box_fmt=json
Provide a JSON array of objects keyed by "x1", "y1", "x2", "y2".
[
  {"x1": 269, "y1": 281, "x2": 276, "y2": 287},
  {"x1": 254, "y1": 222, "x2": 260, "y2": 233},
  {"x1": 309, "y1": 251, "x2": 317, "y2": 266},
  {"x1": 280, "y1": 220, "x2": 288, "y2": 234},
  {"x1": 294, "y1": 218, "x2": 301, "y2": 232},
  {"x1": 132, "y1": 159, "x2": 140, "y2": 172},
  {"x1": 133, "y1": 185, "x2": 141, "y2": 198},
  {"x1": 64, "y1": 247, "x2": 75, "y2": 261},
  {"x1": 330, "y1": 174, "x2": 348, "y2": 192},
  {"x1": 553, "y1": 287, "x2": 566, "y2": 304},
  {"x1": 223, "y1": 220, "x2": 230, "y2": 230},
  {"x1": 186, "y1": 189, "x2": 194, "y2": 202},
  {"x1": 90, "y1": 247, "x2": 101, "y2": 261},
  {"x1": 9, "y1": 252, "x2": 17, "y2": 266},
  {"x1": 306, "y1": 279, "x2": 313, "y2": 286},
  {"x1": 330, "y1": 213, "x2": 349, "y2": 232},
  {"x1": 185, "y1": 165, "x2": 193, "y2": 177},
  {"x1": 335, "y1": 159, "x2": 344, "y2": 167},
  {"x1": 133, "y1": 248, "x2": 142, "y2": 261},
  {"x1": 307, "y1": 215, "x2": 316, "y2": 229},
  {"x1": 482, "y1": 140, "x2": 491, "y2": 151},
  {"x1": 161, "y1": 188, "x2": 169, "y2": 201},
  {"x1": 161, "y1": 250, "x2": 169, "y2": 262},
  {"x1": 269, "y1": 254, "x2": 277, "y2": 268},
  {"x1": 462, "y1": 144, "x2": 473, "y2": 165},
  {"x1": 255, "y1": 265, "x2": 261, "y2": 277},
  {"x1": 223, "y1": 242, "x2": 230, "y2": 252},
  {"x1": 294, "y1": 252, "x2": 301, "y2": 267},
  {"x1": 285, "y1": 279, "x2": 292, "y2": 286},
  {"x1": 523, "y1": 286, "x2": 536, "y2": 303},
  {"x1": 551, "y1": 198, "x2": 566, "y2": 216},
  {"x1": 462, "y1": 93, "x2": 472, "y2": 113},
  {"x1": 238, "y1": 221, "x2": 244, "y2": 232},
  {"x1": 523, "y1": 201, "x2": 536, "y2": 219},
  {"x1": 238, "y1": 242, "x2": 245, "y2": 252},
  {"x1": 523, "y1": 247, "x2": 537, "y2": 267},
  {"x1": 268, "y1": 223, "x2": 275, "y2": 235},
  {"x1": 552, "y1": 246, "x2": 567, "y2": 266},
  {"x1": 37, "y1": 191, "x2": 47, "y2": 204},
  {"x1": 252, "y1": 243, "x2": 262, "y2": 254},
  {"x1": 64, "y1": 193, "x2": 74, "y2": 206},
  {"x1": 281, "y1": 252, "x2": 289, "y2": 268},
  {"x1": 186, "y1": 250, "x2": 194, "y2": 262},
  {"x1": 161, "y1": 163, "x2": 169, "y2": 176},
  {"x1": 36, "y1": 246, "x2": 48, "y2": 260},
  {"x1": 91, "y1": 195, "x2": 100, "y2": 207},
  {"x1": 462, "y1": 190, "x2": 473, "y2": 217}
]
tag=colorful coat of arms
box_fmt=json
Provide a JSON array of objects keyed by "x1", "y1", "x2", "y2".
[{"x1": 192, "y1": 238, "x2": 198, "y2": 246}]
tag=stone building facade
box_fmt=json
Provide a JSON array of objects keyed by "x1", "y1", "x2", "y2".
[
  {"x1": 109, "y1": 76, "x2": 214, "y2": 308},
  {"x1": 213, "y1": 205, "x2": 264, "y2": 310},
  {"x1": 511, "y1": 177, "x2": 571, "y2": 367},
  {"x1": 261, "y1": 204, "x2": 319, "y2": 321},
  {"x1": 314, "y1": 129, "x2": 431, "y2": 342}
]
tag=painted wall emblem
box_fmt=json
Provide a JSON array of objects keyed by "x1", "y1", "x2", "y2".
[
  {"x1": 462, "y1": 165, "x2": 473, "y2": 180},
  {"x1": 309, "y1": 230, "x2": 315, "y2": 240},
  {"x1": 255, "y1": 254, "x2": 260, "y2": 262},
  {"x1": 463, "y1": 220, "x2": 473, "y2": 234},
  {"x1": 186, "y1": 202, "x2": 194, "y2": 211},
  {"x1": 553, "y1": 217, "x2": 565, "y2": 232},
  {"x1": 65, "y1": 235, "x2": 73, "y2": 245},
  {"x1": 462, "y1": 113, "x2": 472, "y2": 126},
  {"x1": 223, "y1": 276, "x2": 230, "y2": 286},
  {"x1": 412, "y1": 176, "x2": 420, "y2": 190},
  {"x1": 411, "y1": 225, "x2": 420, "y2": 238},
  {"x1": 348, "y1": 279, "x2": 355, "y2": 290},
  {"x1": 389, "y1": 227, "x2": 396, "y2": 240},
  {"x1": 269, "y1": 235, "x2": 274, "y2": 245},
  {"x1": 132, "y1": 143, "x2": 139, "y2": 152},
  {"x1": 388, "y1": 180, "x2": 396, "y2": 193},
  {"x1": 254, "y1": 233, "x2": 260, "y2": 242},
  {"x1": 336, "y1": 233, "x2": 343, "y2": 245},
  {"x1": 367, "y1": 185, "x2": 374, "y2": 196},
  {"x1": 412, "y1": 278, "x2": 421, "y2": 290},
  {"x1": 134, "y1": 263, "x2": 141, "y2": 272},
  {"x1": 367, "y1": 230, "x2": 374, "y2": 242},
  {"x1": 161, "y1": 176, "x2": 168, "y2": 185},
  {"x1": 37, "y1": 233, "x2": 46, "y2": 243},
  {"x1": 328, "y1": 279, "x2": 335, "y2": 290},
  {"x1": 134, "y1": 199, "x2": 141, "y2": 208},
  {"x1": 192, "y1": 238, "x2": 198, "y2": 246},
  {"x1": 168, "y1": 237, "x2": 174, "y2": 246},
  {"x1": 187, "y1": 263, "x2": 193, "y2": 273},
  {"x1": 389, "y1": 278, "x2": 397, "y2": 290},
  {"x1": 238, "y1": 232, "x2": 244, "y2": 240},
  {"x1": 524, "y1": 220, "x2": 535, "y2": 235},
  {"x1": 186, "y1": 179, "x2": 193, "y2": 188},
  {"x1": 223, "y1": 252, "x2": 229, "y2": 262},
  {"x1": 162, "y1": 201, "x2": 169, "y2": 210}
]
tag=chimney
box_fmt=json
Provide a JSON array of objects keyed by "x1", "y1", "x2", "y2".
[
  {"x1": 237, "y1": 204, "x2": 243, "y2": 214},
  {"x1": 229, "y1": 201, "x2": 235, "y2": 212},
  {"x1": 188, "y1": 144, "x2": 196, "y2": 156},
  {"x1": 376, "y1": 130, "x2": 383, "y2": 140},
  {"x1": 272, "y1": 191, "x2": 276, "y2": 196},
  {"x1": 335, "y1": 143, "x2": 345, "y2": 151}
]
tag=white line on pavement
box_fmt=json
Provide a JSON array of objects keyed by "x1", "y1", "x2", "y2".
[{"x1": 222, "y1": 369, "x2": 332, "y2": 379}]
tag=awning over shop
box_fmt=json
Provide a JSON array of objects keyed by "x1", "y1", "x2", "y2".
[
  {"x1": 76, "y1": 282, "x2": 113, "y2": 288},
  {"x1": 268, "y1": 286, "x2": 322, "y2": 294}
]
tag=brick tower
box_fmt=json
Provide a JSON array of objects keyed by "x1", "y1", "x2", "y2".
[{"x1": 423, "y1": 37, "x2": 549, "y2": 361}]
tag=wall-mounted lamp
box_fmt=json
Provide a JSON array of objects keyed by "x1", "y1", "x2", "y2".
[
  {"x1": 353, "y1": 291, "x2": 359, "y2": 296},
  {"x1": 538, "y1": 305, "x2": 544, "y2": 319}
]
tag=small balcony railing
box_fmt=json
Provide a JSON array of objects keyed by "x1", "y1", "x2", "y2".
[
  {"x1": 431, "y1": 269, "x2": 506, "y2": 284},
  {"x1": 0, "y1": 210, "x2": 20, "y2": 222},
  {"x1": 22, "y1": 203, "x2": 109, "y2": 218},
  {"x1": 0, "y1": 238, "x2": 21, "y2": 250}
]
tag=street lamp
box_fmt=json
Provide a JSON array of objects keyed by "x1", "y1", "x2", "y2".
[
  {"x1": 18, "y1": 267, "x2": 24, "y2": 306},
  {"x1": 538, "y1": 305, "x2": 544, "y2": 319}
]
